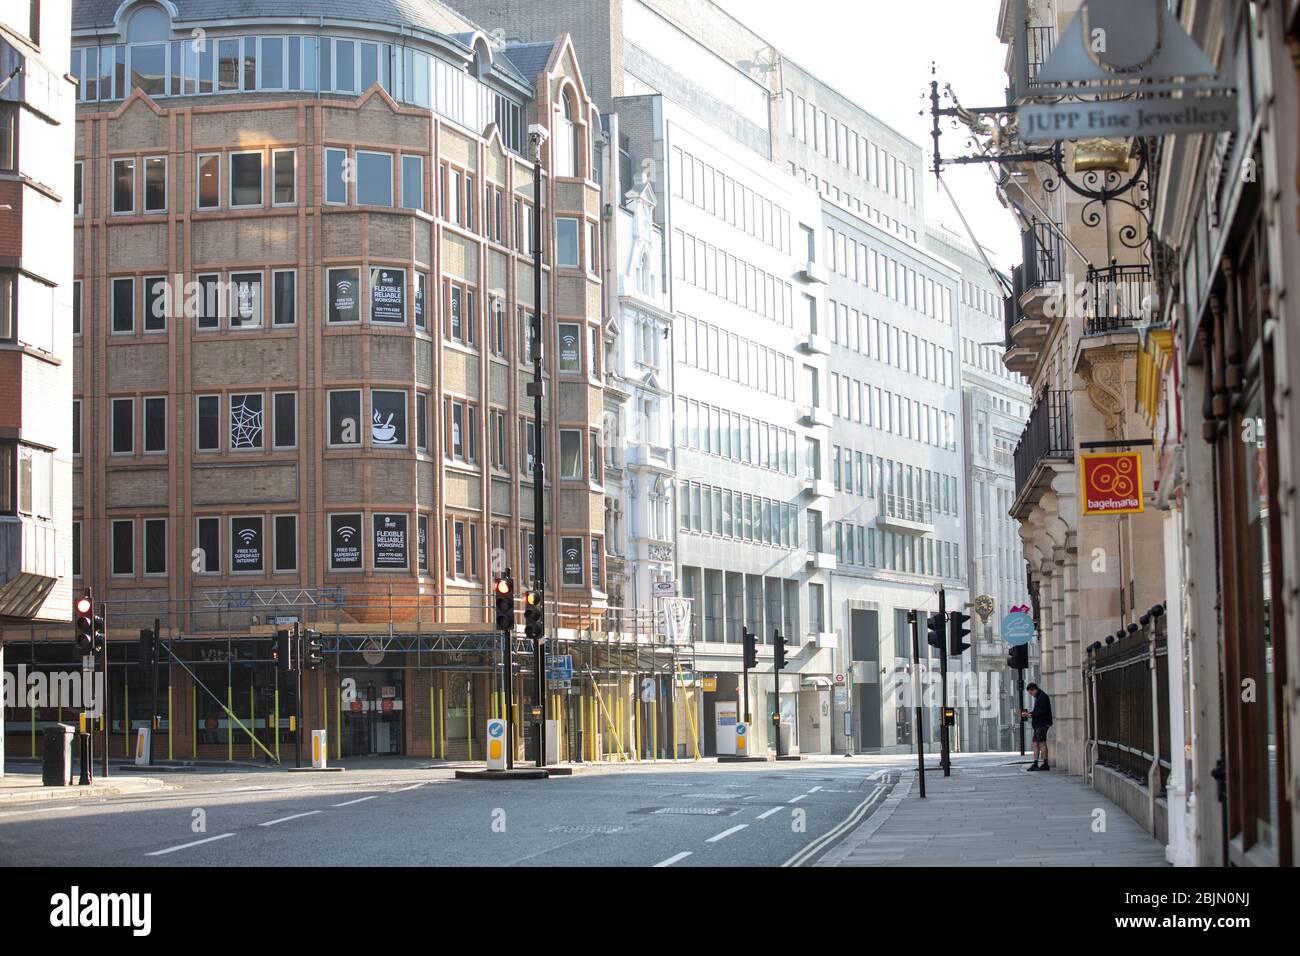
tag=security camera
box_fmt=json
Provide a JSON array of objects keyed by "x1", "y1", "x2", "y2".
[{"x1": 528, "y1": 124, "x2": 550, "y2": 144}]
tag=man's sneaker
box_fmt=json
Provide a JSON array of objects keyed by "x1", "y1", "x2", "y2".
[
  {"x1": 1040, "y1": 762, "x2": 1050, "y2": 771},
  {"x1": 1026, "y1": 763, "x2": 1040, "y2": 771}
]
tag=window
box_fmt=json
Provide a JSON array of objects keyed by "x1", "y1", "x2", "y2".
[
  {"x1": 197, "y1": 153, "x2": 220, "y2": 208},
  {"x1": 556, "y1": 217, "x2": 580, "y2": 267},
  {"x1": 587, "y1": 220, "x2": 599, "y2": 273},
  {"x1": 356, "y1": 150, "x2": 393, "y2": 206},
  {"x1": 416, "y1": 392, "x2": 428, "y2": 452},
  {"x1": 327, "y1": 267, "x2": 360, "y2": 324},
  {"x1": 274, "y1": 514, "x2": 297, "y2": 573},
  {"x1": 589, "y1": 430, "x2": 602, "y2": 483},
  {"x1": 72, "y1": 400, "x2": 81, "y2": 456},
  {"x1": 229, "y1": 271, "x2": 262, "y2": 329},
  {"x1": 196, "y1": 395, "x2": 220, "y2": 451},
  {"x1": 195, "y1": 273, "x2": 221, "y2": 329},
  {"x1": 144, "y1": 156, "x2": 166, "y2": 211},
  {"x1": 559, "y1": 429, "x2": 582, "y2": 479},
  {"x1": 369, "y1": 267, "x2": 405, "y2": 324},
  {"x1": 557, "y1": 322, "x2": 581, "y2": 373},
  {"x1": 443, "y1": 279, "x2": 476, "y2": 346},
  {"x1": 446, "y1": 516, "x2": 478, "y2": 580},
  {"x1": 273, "y1": 391, "x2": 297, "y2": 449},
  {"x1": 112, "y1": 158, "x2": 134, "y2": 213},
  {"x1": 520, "y1": 418, "x2": 536, "y2": 476},
  {"x1": 272, "y1": 148, "x2": 296, "y2": 204},
  {"x1": 591, "y1": 536, "x2": 603, "y2": 590},
  {"x1": 72, "y1": 280, "x2": 81, "y2": 335},
  {"x1": 488, "y1": 298, "x2": 506, "y2": 356},
  {"x1": 414, "y1": 273, "x2": 427, "y2": 330},
  {"x1": 196, "y1": 517, "x2": 221, "y2": 573},
  {"x1": 370, "y1": 389, "x2": 407, "y2": 448},
  {"x1": 561, "y1": 536, "x2": 583, "y2": 587},
  {"x1": 401, "y1": 154, "x2": 424, "y2": 210},
  {"x1": 144, "y1": 396, "x2": 166, "y2": 453},
  {"x1": 490, "y1": 409, "x2": 507, "y2": 471},
  {"x1": 328, "y1": 390, "x2": 362, "y2": 447},
  {"x1": 112, "y1": 277, "x2": 134, "y2": 333},
  {"x1": 418, "y1": 515, "x2": 430, "y2": 574},
  {"x1": 227, "y1": 151, "x2": 263, "y2": 207},
  {"x1": 144, "y1": 517, "x2": 167, "y2": 576},
  {"x1": 445, "y1": 397, "x2": 477, "y2": 463},
  {"x1": 273, "y1": 269, "x2": 296, "y2": 326},
  {"x1": 111, "y1": 397, "x2": 134, "y2": 454},
  {"x1": 0, "y1": 105, "x2": 14, "y2": 173},
  {"x1": 111, "y1": 520, "x2": 134, "y2": 577},
  {"x1": 324, "y1": 148, "x2": 348, "y2": 204},
  {"x1": 229, "y1": 393, "x2": 264, "y2": 450},
  {"x1": 72, "y1": 521, "x2": 81, "y2": 578}
]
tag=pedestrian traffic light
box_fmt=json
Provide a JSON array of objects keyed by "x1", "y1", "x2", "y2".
[
  {"x1": 523, "y1": 589, "x2": 544, "y2": 641},
  {"x1": 926, "y1": 611, "x2": 945, "y2": 651},
  {"x1": 742, "y1": 627, "x2": 758, "y2": 670},
  {"x1": 943, "y1": 706, "x2": 956, "y2": 727},
  {"x1": 1007, "y1": 643, "x2": 1028, "y2": 670},
  {"x1": 75, "y1": 590, "x2": 94, "y2": 655},
  {"x1": 494, "y1": 575, "x2": 514, "y2": 632},
  {"x1": 304, "y1": 629, "x2": 324, "y2": 668},
  {"x1": 948, "y1": 610, "x2": 971, "y2": 657},
  {"x1": 92, "y1": 605, "x2": 106, "y2": 654},
  {"x1": 138, "y1": 627, "x2": 157, "y2": 671},
  {"x1": 275, "y1": 628, "x2": 293, "y2": 673},
  {"x1": 773, "y1": 629, "x2": 788, "y2": 671}
]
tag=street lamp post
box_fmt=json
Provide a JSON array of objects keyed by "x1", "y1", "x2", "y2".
[{"x1": 528, "y1": 123, "x2": 549, "y2": 768}]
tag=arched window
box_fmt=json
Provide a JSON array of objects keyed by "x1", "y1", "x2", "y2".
[
  {"x1": 126, "y1": 4, "x2": 170, "y2": 43},
  {"x1": 555, "y1": 90, "x2": 579, "y2": 177}
]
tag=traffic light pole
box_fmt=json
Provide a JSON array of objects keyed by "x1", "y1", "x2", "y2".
[
  {"x1": 909, "y1": 610, "x2": 926, "y2": 799},
  {"x1": 151, "y1": 617, "x2": 160, "y2": 756},
  {"x1": 529, "y1": 131, "x2": 547, "y2": 770},
  {"x1": 1018, "y1": 667, "x2": 1026, "y2": 756},
  {"x1": 938, "y1": 587, "x2": 950, "y2": 777},
  {"x1": 101, "y1": 613, "x2": 109, "y2": 780},
  {"x1": 294, "y1": 622, "x2": 303, "y2": 769}
]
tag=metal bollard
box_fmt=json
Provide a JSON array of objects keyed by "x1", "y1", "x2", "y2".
[{"x1": 78, "y1": 733, "x2": 93, "y2": 786}]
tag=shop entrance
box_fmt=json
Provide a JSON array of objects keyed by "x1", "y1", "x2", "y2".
[{"x1": 340, "y1": 670, "x2": 405, "y2": 756}]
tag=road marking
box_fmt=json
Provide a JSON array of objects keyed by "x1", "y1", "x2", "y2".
[
  {"x1": 788, "y1": 794, "x2": 807, "y2": 803},
  {"x1": 706, "y1": 824, "x2": 748, "y2": 843},
  {"x1": 756, "y1": 806, "x2": 783, "y2": 820},
  {"x1": 807, "y1": 786, "x2": 823, "y2": 793},
  {"x1": 145, "y1": 833, "x2": 235, "y2": 857},
  {"x1": 654, "y1": 851, "x2": 692, "y2": 867},
  {"x1": 259, "y1": 811, "x2": 322, "y2": 827},
  {"x1": 391, "y1": 783, "x2": 427, "y2": 793},
  {"x1": 782, "y1": 784, "x2": 887, "y2": 868},
  {"x1": 333, "y1": 795, "x2": 379, "y2": 807}
]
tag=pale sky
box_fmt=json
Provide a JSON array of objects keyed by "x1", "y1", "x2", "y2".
[{"x1": 712, "y1": 0, "x2": 1020, "y2": 270}]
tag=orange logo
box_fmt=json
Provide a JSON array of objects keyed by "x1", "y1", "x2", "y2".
[{"x1": 1081, "y1": 452, "x2": 1144, "y2": 515}]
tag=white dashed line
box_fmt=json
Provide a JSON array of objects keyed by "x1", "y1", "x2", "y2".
[
  {"x1": 807, "y1": 786, "x2": 823, "y2": 793},
  {"x1": 259, "y1": 811, "x2": 322, "y2": 827},
  {"x1": 333, "y1": 795, "x2": 379, "y2": 807},
  {"x1": 788, "y1": 794, "x2": 807, "y2": 803},
  {"x1": 145, "y1": 833, "x2": 235, "y2": 857},
  {"x1": 654, "y1": 851, "x2": 693, "y2": 867},
  {"x1": 756, "y1": 806, "x2": 784, "y2": 820},
  {"x1": 706, "y1": 824, "x2": 748, "y2": 843},
  {"x1": 391, "y1": 783, "x2": 427, "y2": 793}
]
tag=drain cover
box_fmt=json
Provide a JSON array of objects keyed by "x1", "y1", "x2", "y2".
[{"x1": 547, "y1": 825, "x2": 625, "y2": 834}]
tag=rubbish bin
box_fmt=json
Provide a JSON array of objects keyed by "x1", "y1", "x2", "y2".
[{"x1": 42, "y1": 724, "x2": 75, "y2": 786}]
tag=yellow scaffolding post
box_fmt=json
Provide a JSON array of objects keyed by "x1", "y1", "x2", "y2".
[
  {"x1": 467, "y1": 684, "x2": 474, "y2": 762},
  {"x1": 586, "y1": 670, "x2": 626, "y2": 760},
  {"x1": 579, "y1": 694, "x2": 586, "y2": 761},
  {"x1": 634, "y1": 696, "x2": 642, "y2": 761},
  {"x1": 124, "y1": 684, "x2": 129, "y2": 760},
  {"x1": 439, "y1": 685, "x2": 446, "y2": 759},
  {"x1": 671, "y1": 689, "x2": 678, "y2": 761},
  {"x1": 430, "y1": 685, "x2": 436, "y2": 760},
  {"x1": 335, "y1": 682, "x2": 342, "y2": 760},
  {"x1": 651, "y1": 700, "x2": 657, "y2": 762},
  {"x1": 274, "y1": 689, "x2": 280, "y2": 763},
  {"x1": 192, "y1": 682, "x2": 197, "y2": 759},
  {"x1": 249, "y1": 686, "x2": 255, "y2": 759},
  {"x1": 168, "y1": 685, "x2": 173, "y2": 761},
  {"x1": 616, "y1": 693, "x2": 623, "y2": 761},
  {"x1": 674, "y1": 657, "x2": 701, "y2": 760},
  {"x1": 226, "y1": 684, "x2": 232, "y2": 761}
]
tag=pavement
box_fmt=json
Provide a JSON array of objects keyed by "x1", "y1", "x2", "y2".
[
  {"x1": 0, "y1": 766, "x2": 172, "y2": 804},
  {"x1": 0, "y1": 752, "x2": 1172, "y2": 866},
  {"x1": 819, "y1": 755, "x2": 1170, "y2": 866}
]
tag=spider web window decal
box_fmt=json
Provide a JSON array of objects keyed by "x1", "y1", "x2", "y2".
[{"x1": 230, "y1": 394, "x2": 264, "y2": 449}]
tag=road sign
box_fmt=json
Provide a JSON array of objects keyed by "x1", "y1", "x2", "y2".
[
  {"x1": 545, "y1": 654, "x2": 573, "y2": 682},
  {"x1": 640, "y1": 677, "x2": 656, "y2": 702},
  {"x1": 486, "y1": 718, "x2": 506, "y2": 769},
  {"x1": 1003, "y1": 611, "x2": 1035, "y2": 647},
  {"x1": 653, "y1": 580, "x2": 675, "y2": 597},
  {"x1": 833, "y1": 672, "x2": 845, "y2": 684},
  {"x1": 701, "y1": 676, "x2": 717, "y2": 693}
]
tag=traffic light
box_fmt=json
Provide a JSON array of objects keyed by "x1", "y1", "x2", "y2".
[
  {"x1": 948, "y1": 610, "x2": 971, "y2": 657},
  {"x1": 742, "y1": 627, "x2": 758, "y2": 670},
  {"x1": 773, "y1": 629, "x2": 788, "y2": 671},
  {"x1": 138, "y1": 627, "x2": 157, "y2": 671},
  {"x1": 926, "y1": 611, "x2": 945, "y2": 651},
  {"x1": 275, "y1": 628, "x2": 293, "y2": 673},
  {"x1": 494, "y1": 575, "x2": 515, "y2": 632},
  {"x1": 1007, "y1": 643, "x2": 1029, "y2": 670},
  {"x1": 75, "y1": 590, "x2": 94, "y2": 655},
  {"x1": 304, "y1": 629, "x2": 324, "y2": 669},
  {"x1": 92, "y1": 605, "x2": 106, "y2": 654},
  {"x1": 942, "y1": 706, "x2": 956, "y2": 727},
  {"x1": 523, "y1": 589, "x2": 544, "y2": 641}
]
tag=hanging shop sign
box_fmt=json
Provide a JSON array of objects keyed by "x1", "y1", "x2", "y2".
[
  {"x1": 1022, "y1": 98, "x2": 1237, "y2": 143},
  {"x1": 1081, "y1": 451, "x2": 1145, "y2": 516}
]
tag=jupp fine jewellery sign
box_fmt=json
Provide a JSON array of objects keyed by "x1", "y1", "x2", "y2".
[{"x1": 1018, "y1": 0, "x2": 1236, "y2": 142}]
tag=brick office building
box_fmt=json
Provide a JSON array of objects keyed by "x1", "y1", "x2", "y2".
[{"x1": 0, "y1": 0, "x2": 643, "y2": 764}]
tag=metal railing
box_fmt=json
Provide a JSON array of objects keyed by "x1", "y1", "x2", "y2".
[
  {"x1": 1004, "y1": 264, "x2": 1025, "y2": 347},
  {"x1": 878, "y1": 492, "x2": 934, "y2": 526},
  {"x1": 1086, "y1": 262, "x2": 1154, "y2": 334},
  {"x1": 1087, "y1": 605, "x2": 1171, "y2": 793},
  {"x1": 1021, "y1": 221, "x2": 1063, "y2": 292},
  {"x1": 1025, "y1": 25, "x2": 1056, "y2": 85},
  {"x1": 1013, "y1": 389, "x2": 1073, "y2": 498}
]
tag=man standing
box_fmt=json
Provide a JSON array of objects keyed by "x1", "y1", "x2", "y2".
[{"x1": 1022, "y1": 683, "x2": 1052, "y2": 771}]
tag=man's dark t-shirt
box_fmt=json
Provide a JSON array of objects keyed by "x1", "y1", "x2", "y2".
[{"x1": 1030, "y1": 691, "x2": 1053, "y2": 728}]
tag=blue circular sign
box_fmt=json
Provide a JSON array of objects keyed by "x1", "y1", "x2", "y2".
[
  {"x1": 1003, "y1": 612, "x2": 1035, "y2": 647},
  {"x1": 736, "y1": 724, "x2": 747, "y2": 735},
  {"x1": 488, "y1": 721, "x2": 504, "y2": 738}
]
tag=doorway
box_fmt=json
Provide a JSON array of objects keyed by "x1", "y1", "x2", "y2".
[{"x1": 340, "y1": 670, "x2": 405, "y2": 756}]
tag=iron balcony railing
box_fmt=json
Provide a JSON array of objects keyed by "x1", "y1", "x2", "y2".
[
  {"x1": 1088, "y1": 604, "x2": 1172, "y2": 794},
  {"x1": 878, "y1": 492, "x2": 934, "y2": 526},
  {"x1": 1013, "y1": 389, "x2": 1073, "y2": 499},
  {"x1": 1021, "y1": 221, "x2": 1063, "y2": 293},
  {"x1": 1025, "y1": 25, "x2": 1056, "y2": 85},
  {"x1": 1086, "y1": 262, "x2": 1154, "y2": 334},
  {"x1": 1004, "y1": 264, "x2": 1025, "y2": 347}
]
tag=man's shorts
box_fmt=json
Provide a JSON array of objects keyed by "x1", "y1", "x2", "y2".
[{"x1": 1032, "y1": 726, "x2": 1050, "y2": 743}]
